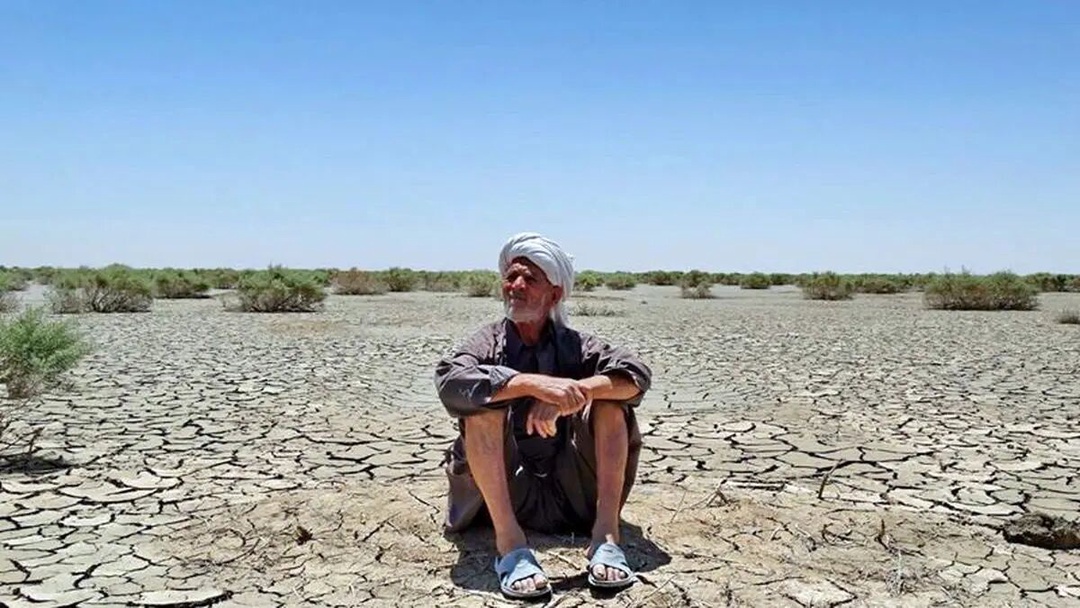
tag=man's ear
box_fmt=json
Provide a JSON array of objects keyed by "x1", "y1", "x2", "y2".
[{"x1": 552, "y1": 285, "x2": 564, "y2": 303}]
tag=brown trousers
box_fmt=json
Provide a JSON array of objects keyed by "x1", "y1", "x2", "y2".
[{"x1": 443, "y1": 401, "x2": 643, "y2": 535}]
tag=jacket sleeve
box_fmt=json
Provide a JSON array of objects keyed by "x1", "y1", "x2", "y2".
[
  {"x1": 580, "y1": 332, "x2": 653, "y2": 407},
  {"x1": 434, "y1": 325, "x2": 520, "y2": 418}
]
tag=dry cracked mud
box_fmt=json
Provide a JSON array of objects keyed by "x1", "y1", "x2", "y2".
[{"x1": 1, "y1": 285, "x2": 1078, "y2": 607}]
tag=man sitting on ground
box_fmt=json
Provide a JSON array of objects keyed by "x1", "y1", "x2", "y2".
[{"x1": 434, "y1": 232, "x2": 653, "y2": 599}]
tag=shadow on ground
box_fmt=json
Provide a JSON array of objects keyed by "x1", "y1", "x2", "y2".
[{"x1": 445, "y1": 516, "x2": 672, "y2": 598}]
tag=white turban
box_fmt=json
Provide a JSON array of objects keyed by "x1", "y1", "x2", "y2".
[{"x1": 498, "y1": 232, "x2": 576, "y2": 326}]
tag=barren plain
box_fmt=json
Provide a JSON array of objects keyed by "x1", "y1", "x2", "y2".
[{"x1": 2, "y1": 284, "x2": 1079, "y2": 607}]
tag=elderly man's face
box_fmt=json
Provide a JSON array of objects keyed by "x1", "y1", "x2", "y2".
[{"x1": 502, "y1": 257, "x2": 562, "y2": 324}]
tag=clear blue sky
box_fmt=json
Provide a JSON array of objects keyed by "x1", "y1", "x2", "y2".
[{"x1": 3, "y1": 1, "x2": 1077, "y2": 273}]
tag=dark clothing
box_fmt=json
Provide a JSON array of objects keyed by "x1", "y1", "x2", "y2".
[{"x1": 434, "y1": 318, "x2": 652, "y2": 533}]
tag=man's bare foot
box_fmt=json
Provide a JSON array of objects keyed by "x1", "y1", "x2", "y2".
[
  {"x1": 497, "y1": 529, "x2": 548, "y2": 593},
  {"x1": 588, "y1": 532, "x2": 634, "y2": 585}
]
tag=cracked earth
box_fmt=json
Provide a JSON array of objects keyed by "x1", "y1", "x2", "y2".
[{"x1": 1, "y1": 285, "x2": 1078, "y2": 607}]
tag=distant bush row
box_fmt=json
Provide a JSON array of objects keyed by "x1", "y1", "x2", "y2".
[{"x1": 0, "y1": 265, "x2": 1075, "y2": 313}]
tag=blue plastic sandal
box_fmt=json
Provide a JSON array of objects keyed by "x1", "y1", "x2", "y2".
[
  {"x1": 587, "y1": 542, "x2": 637, "y2": 589},
  {"x1": 494, "y1": 547, "x2": 551, "y2": 599}
]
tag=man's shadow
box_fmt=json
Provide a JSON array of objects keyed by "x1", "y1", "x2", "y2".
[{"x1": 444, "y1": 512, "x2": 671, "y2": 600}]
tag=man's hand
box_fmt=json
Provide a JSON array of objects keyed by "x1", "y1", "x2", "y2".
[
  {"x1": 525, "y1": 375, "x2": 591, "y2": 414},
  {"x1": 525, "y1": 403, "x2": 561, "y2": 438}
]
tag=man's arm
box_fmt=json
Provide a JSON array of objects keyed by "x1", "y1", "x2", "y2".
[
  {"x1": 434, "y1": 325, "x2": 591, "y2": 417},
  {"x1": 578, "y1": 332, "x2": 653, "y2": 406},
  {"x1": 434, "y1": 325, "x2": 522, "y2": 418}
]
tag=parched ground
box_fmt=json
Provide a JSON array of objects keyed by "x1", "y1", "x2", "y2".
[{"x1": 1, "y1": 285, "x2": 1079, "y2": 607}]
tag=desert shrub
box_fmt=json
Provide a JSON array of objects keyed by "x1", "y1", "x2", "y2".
[
  {"x1": 855, "y1": 275, "x2": 906, "y2": 294},
  {"x1": 333, "y1": 268, "x2": 388, "y2": 295},
  {"x1": 382, "y1": 267, "x2": 418, "y2": 292},
  {"x1": 924, "y1": 270, "x2": 1039, "y2": 311},
  {"x1": 462, "y1": 272, "x2": 499, "y2": 297},
  {"x1": 152, "y1": 270, "x2": 211, "y2": 299},
  {"x1": 1025, "y1": 273, "x2": 1076, "y2": 293},
  {"x1": 228, "y1": 266, "x2": 327, "y2": 312},
  {"x1": 0, "y1": 271, "x2": 29, "y2": 292},
  {"x1": 571, "y1": 301, "x2": 626, "y2": 317},
  {"x1": 801, "y1": 272, "x2": 855, "y2": 300},
  {"x1": 0, "y1": 306, "x2": 91, "y2": 399},
  {"x1": 0, "y1": 275, "x2": 18, "y2": 313},
  {"x1": 604, "y1": 273, "x2": 637, "y2": 291},
  {"x1": 575, "y1": 271, "x2": 603, "y2": 292},
  {"x1": 419, "y1": 271, "x2": 459, "y2": 292},
  {"x1": 48, "y1": 265, "x2": 153, "y2": 313},
  {"x1": 739, "y1": 272, "x2": 771, "y2": 290},
  {"x1": 643, "y1": 270, "x2": 681, "y2": 286},
  {"x1": 1055, "y1": 309, "x2": 1080, "y2": 325},
  {"x1": 679, "y1": 269, "x2": 713, "y2": 299},
  {"x1": 205, "y1": 268, "x2": 242, "y2": 289},
  {"x1": 769, "y1": 273, "x2": 793, "y2": 286}
]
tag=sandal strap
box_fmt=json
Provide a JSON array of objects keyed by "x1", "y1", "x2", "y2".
[
  {"x1": 589, "y1": 542, "x2": 634, "y2": 575},
  {"x1": 495, "y1": 547, "x2": 544, "y2": 585}
]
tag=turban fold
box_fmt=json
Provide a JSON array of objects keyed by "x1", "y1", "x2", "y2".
[{"x1": 498, "y1": 232, "x2": 575, "y2": 326}]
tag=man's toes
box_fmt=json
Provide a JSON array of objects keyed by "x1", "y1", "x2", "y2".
[
  {"x1": 608, "y1": 566, "x2": 625, "y2": 580},
  {"x1": 592, "y1": 564, "x2": 607, "y2": 580},
  {"x1": 534, "y1": 574, "x2": 548, "y2": 589}
]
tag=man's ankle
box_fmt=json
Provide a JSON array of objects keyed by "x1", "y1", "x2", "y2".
[{"x1": 495, "y1": 526, "x2": 529, "y2": 556}]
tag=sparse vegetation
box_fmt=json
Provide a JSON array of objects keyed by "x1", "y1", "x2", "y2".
[
  {"x1": 571, "y1": 301, "x2": 626, "y2": 317},
  {"x1": 0, "y1": 306, "x2": 91, "y2": 399},
  {"x1": 801, "y1": 272, "x2": 856, "y2": 301},
  {"x1": 853, "y1": 275, "x2": 908, "y2": 294},
  {"x1": 0, "y1": 275, "x2": 18, "y2": 313},
  {"x1": 48, "y1": 265, "x2": 154, "y2": 313},
  {"x1": 1056, "y1": 309, "x2": 1080, "y2": 325},
  {"x1": 462, "y1": 271, "x2": 499, "y2": 297},
  {"x1": 382, "y1": 267, "x2": 418, "y2": 292},
  {"x1": 227, "y1": 266, "x2": 327, "y2": 312},
  {"x1": 332, "y1": 269, "x2": 388, "y2": 295},
  {"x1": 152, "y1": 269, "x2": 212, "y2": 299},
  {"x1": 739, "y1": 272, "x2": 771, "y2": 290},
  {"x1": 575, "y1": 271, "x2": 603, "y2": 292},
  {"x1": 604, "y1": 272, "x2": 637, "y2": 291},
  {"x1": 924, "y1": 270, "x2": 1039, "y2": 311},
  {"x1": 679, "y1": 270, "x2": 714, "y2": 299}
]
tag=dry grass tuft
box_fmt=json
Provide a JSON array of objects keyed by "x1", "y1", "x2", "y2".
[
  {"x1": 571, "y1": 301, "x2": 627, "y2": 317},
  {"x1": 1056, "y1": 309, "x2": 1080, "y2": 325}
]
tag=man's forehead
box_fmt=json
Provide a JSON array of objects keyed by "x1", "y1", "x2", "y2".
[{"x1": 506, "y1": 257, "x2": 549, "y2": 279}]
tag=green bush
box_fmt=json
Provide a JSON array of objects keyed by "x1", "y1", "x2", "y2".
[
  {"x1": 48, "y1": 265, "x2": 153, "y2": 313},
  {"x1": 924, "y1": 270, "x2": 1039, "y2": 311},
  {"x1": 0, "y1": 270, "x2": 29, "y2": 292},
  {"x1": 739, "y1": 272, "x2": 771, "y2": 290},
  {"x1": 0, "y1": 306, "x2": 91, "y2": 399},
  {"x1": 1025, "y1": 273, "x2": 1077, "y2": 293},
  {"x1": 462, "y1": 272, "x2": 499, "y2": 297},
  {"x1": 228, "y1": 266, "x2": 327, "y2": 312},
  {"x1": 0, "y1": 275, "x2": 18, "y2": 313},
  {"x1": 575, "y1": 271, "x2": 603, "y2": 292},
  {"x1": 679, "y1": 270, "x2": 713, "y2": 299},
  {"x1": 152, "y1": 270, "x2": 211, "y2": 299},
  {"x1": 643, "y1": 270, "x2": 682, "y2": 286},
  {"x1": 854, "y1": 275, "x2": 906, "y2": 294},
  {"x1": 382, "y1": 267, "x2": 418, "y2": 292},
  {"x1": 604, "y1": 272, "x2": 637, "y2": 291},
  {"x1": 801, "y1": 272, "x2": 855, "y2": 301},
  {"x1": 332, "y1": 268, "x2": 388, "y2": 295}
]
